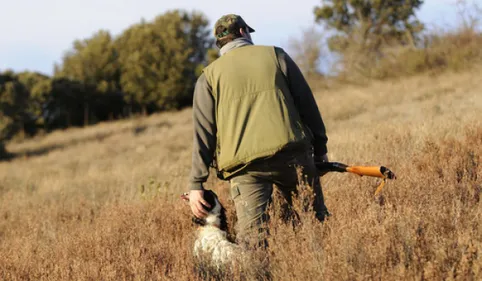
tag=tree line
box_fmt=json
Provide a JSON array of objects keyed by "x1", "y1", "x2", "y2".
[
  {"x1": 2, "y1": 1, "x2": 480, "y2": 157},
  {"x1": 1, "y1": 10, "x2": 218, "y2": 156}
]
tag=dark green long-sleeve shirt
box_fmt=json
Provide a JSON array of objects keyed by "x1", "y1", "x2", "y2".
[{"x1": 190, "y1": 43, "x2": 328, "y2": 190}]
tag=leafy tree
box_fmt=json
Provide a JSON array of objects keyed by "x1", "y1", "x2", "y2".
[
  {"x1": 43, "y1": 78, "x2": 87, "y2": 129},
  {"x1": 185, "y1": 11, "x2": 217, "y2": 76},
  {"x1": 0, "y1": 71, "x2": 30, "y2": 157},
  {"x1": 185, "y1": 11, "x2": 213, "y2": 66},
  {"x1": 314, "y1": 0, "x2": 425, "y2": 52},
  {"x1": 117, "y1": 10, "x2": 212, "y2": 114},
  {"x1": 1, "y1": 9, "x2": 215, "y2": 152},
  {"x1": 57, "y1": 30, "x2": 120, "y2": 93},
  {"x1": 56, "y1": 30, "x2": 122, "y2": 125},
  {"x1": 17, "y1": 72, "x2": 51, "y2": 132},
  {"x1": 288, "y1": 26, "x2": 326, "y2": 77},
  {"x1": 116, "y1": 21, "x2": 160, "y2": 114},
  {"x1": 206, "y1": 48, "x2": 220, "y2": 65}
]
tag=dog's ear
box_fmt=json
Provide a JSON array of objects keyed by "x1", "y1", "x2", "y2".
[
  {"x1": 203, "y1": 190, "x2": 217, "y2": 212},
  {"x1": 192, "y1": 216, "x2": 206, "y2": 226},
  {"x1": 219, "y1": 206, "x2": 229, "y2": 232}
]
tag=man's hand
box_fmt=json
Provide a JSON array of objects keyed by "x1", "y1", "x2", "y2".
[
  {"x1": 189, "y1": 190, "x2": 211, "y2": 219},
  {"x1": 320, "y1": 153, "x2": 329, "y2": 163},
  {"x1": 317, "y1": 153, "x2": 330, "y2": 177}
]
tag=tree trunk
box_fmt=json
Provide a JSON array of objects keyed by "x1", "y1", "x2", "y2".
[
  {"x1": 84, "y1": 102, "x2": 89, "y2": 127},
  {"x1": 19, "y1": 120, "x2": 25, "y2": 140},
  {"x1": 406, "y1": 29, "x2": 416, "y2": 49},
  {"x1": 67, "y1": 111, "x2": 71, "y2": 128},
  {"x1": 0, "y1": 142, "x2": 7, "y2": 159},
  {"x1": 127, "y1": 104, "x2": 133, "y2": 118},
  {"x1": 142, "y1": 105, "x2": 147, "y2": 116}
]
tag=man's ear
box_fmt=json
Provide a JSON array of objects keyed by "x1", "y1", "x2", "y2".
[
  {"x1": 240, "y1": 27, "x2": 247, "y2": 36},
  {"x1": 239, "y1": 27, "x2": 252, "y2": 41}
]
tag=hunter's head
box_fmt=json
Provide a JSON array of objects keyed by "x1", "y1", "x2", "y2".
[{"x1": 213, "y1": 14, "x2": 255, "y2": 48}]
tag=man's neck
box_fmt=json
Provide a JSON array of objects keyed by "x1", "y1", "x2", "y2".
[{"x1": 219, "y1": 38, "x2": 254, "y2": 56}]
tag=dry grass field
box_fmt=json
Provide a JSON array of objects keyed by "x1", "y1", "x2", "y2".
[{"x1": 1, "y1": 68, "x2": 481, "y2": 280}]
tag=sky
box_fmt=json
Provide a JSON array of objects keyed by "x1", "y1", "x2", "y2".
[{"x1": 1, "y1": 0, "x2": 480, "y2": 75}]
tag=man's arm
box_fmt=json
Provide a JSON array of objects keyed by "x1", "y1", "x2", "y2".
[
  {"x1": 190, "y1": 73, "x2": 217, "y2": 190},
  {"x1": 275, "y1": 47, "x2": 328, "y2": 159}
]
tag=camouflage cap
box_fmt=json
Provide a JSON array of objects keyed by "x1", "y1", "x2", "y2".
[{"x1": 213, "y1": 14, "x2": 255, "y2": 39}]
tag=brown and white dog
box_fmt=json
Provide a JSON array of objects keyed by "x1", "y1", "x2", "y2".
[{"x1": 181, "y1": 190, "x2": 242, "y2": 268}]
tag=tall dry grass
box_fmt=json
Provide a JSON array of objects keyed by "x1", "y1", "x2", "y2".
[{"x1": 0, "y1": 68, "x2": 481, "y2": 280}]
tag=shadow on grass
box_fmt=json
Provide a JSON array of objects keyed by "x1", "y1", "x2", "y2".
[{"x1": 0, "y1": 120, "x2": 171, "y2": 162}]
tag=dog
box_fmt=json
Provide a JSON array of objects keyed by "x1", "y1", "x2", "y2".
[{"x1": 181, "y1": 190, "x2": 243, "y2": 268}]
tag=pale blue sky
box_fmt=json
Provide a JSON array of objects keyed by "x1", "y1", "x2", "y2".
[{"x1": 0, "y1": 0, "x2": 478, "y2": 75}]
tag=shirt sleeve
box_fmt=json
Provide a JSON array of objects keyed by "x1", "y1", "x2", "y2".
[
  {"x1": 190, "y1": 73, "x2": 217, "y2": 190},
  {"x1": 275, "y1": 47, "x2": 328, "y2": 158}
]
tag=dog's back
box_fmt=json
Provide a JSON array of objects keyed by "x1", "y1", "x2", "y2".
[{"x1": 194, "y1": 225, "x2": 240, "y2": 265}]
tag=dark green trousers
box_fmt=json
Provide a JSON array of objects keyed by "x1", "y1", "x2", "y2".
[{"x1": 228, "y1": 148, "x2": 328, "y2": 245}]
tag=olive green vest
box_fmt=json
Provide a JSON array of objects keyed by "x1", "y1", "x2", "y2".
[{"x1": 203, "y1": 45, "x2": 309, "y2": 174}]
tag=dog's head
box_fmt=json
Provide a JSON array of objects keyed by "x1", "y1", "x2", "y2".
[{"x1": 181, "y1": 190, "x2": 228, "y2": 231}]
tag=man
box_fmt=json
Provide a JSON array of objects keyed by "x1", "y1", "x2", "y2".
[{"x1": 189, "y1": 14, "x2": 329, "y2": 245}]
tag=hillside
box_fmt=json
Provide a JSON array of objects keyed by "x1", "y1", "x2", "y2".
[{"x1": 1, "y1": 69, "x2": 481, "y2": 280}]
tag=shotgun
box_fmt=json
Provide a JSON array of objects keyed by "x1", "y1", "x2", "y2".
[{"x1": 315, "y1": 162, "x2": 396, "y2": 195}]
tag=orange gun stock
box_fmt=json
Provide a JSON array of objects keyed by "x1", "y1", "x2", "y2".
[{"x1": 346, "y1": 166, "x2": 384, "y2": 178}]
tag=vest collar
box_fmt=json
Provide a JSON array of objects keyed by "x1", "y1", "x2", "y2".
[{"x1": 219, "y1": 38, "x2": 254, "y2": 56}]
